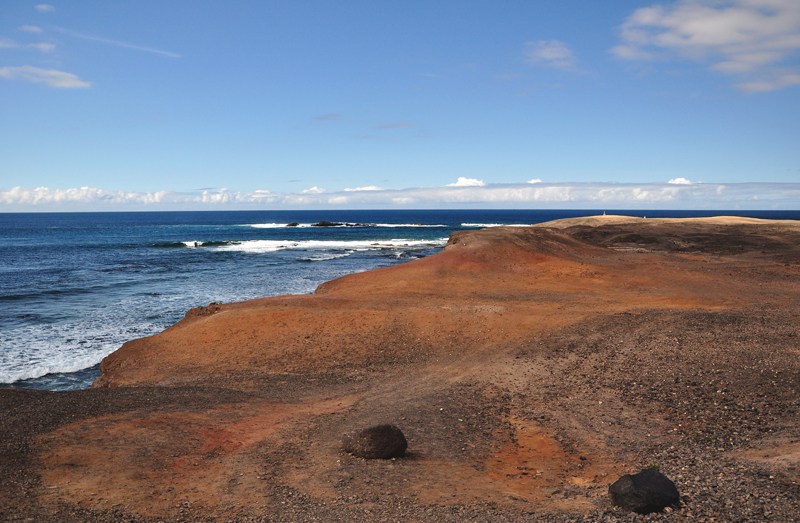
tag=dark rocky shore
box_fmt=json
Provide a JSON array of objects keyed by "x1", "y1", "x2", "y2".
[{"x1": 2, "y1": 216, "x2": 799, "y2": 522}]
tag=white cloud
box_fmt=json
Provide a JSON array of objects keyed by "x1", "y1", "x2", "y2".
[
  {"x1": 610, "y1": 44, "x2": 654, "y2": 60},
  {"x1": 326, "y1": 196, "x2": 350, "y2": 204},
  {"x1": 27, "y1": 42, "x2": 56, "y2": 53},
  {"x1": 2, "y1": 182, "x2": 799, "y2": 211},
  {"x1": 527, "y1": 178, "x2": 542, "y2": 184},
  {"x1": 668, "y1": 177, "x2": 694, "y2": 184},
  {"x1": 301, "y1": 186, "x2": 326, "y2": 194},
  {"x1": 447, "y1": 177, "x2": 486, "y2": 187},
  {"x1": 55, "y1": 27, "x2": 182, "y2": 58},
  {"x1": 391, "y1": 197, "x2": 415, "y2": 204},
  {"x1": 0, "y1": 186, "x2": 167, "y2": 206},
  {"x1": 0, "y1": 66, "x2": 91, "y2": 88},
  {"x1": 20, "y1": 25, "x2": 43, "y2": 33},
  {"x1": 524, "y1": 40, "x2": 579, "y2": 71},
  {"x1": 344, "y1": 186, "x2": 383, "y2": 192},
  {"x1": 197, "y1": 188, "x2": 242, "y2": 204},
  {"x1": 735, "y1": 71, "x2": 800, "y2": 92},
  {"x1": 0, "y1": 37, "x2": 55, "y2": 53},
  {"x1": 614, "y1": 0, "x2": 800, "y2": 92},
  {"x1": 35, "y1": 4, "x2": 55, "y2": 13}
]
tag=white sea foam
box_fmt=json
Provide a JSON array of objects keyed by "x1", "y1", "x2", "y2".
[
  {"x1": 2, "y1": 292, "x2": 266, "y2": 385},
  {"x1": 0, "y1": 317, "x2": 154, "y2": 384},
  {"x1": 301, "y1": 252, "x2": 354, "y2": 262},
  {"x1": 373, "y1": 223, "x2": 446, "y2": 228},
  {"x1": 245, "y1": 223, "x2": 446, "y2": 228},
  {"x1": 0, "y1": 350, "x2": 107, "y2": 384},
  {"x1": 209, "y1": 238, "x2": 448, "y2": 254},
  {"x1": 245, "y1": 223, "x2": 355, "y2": 228},
  {"x1": 246, "y1": 223, "x2": 309, "y2": 228}
]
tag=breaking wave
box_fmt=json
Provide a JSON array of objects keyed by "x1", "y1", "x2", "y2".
[
  {"x1": 245, "y1": 222, "x2": 446, "y2": 229},
  {"x1": 209, "y1": 238, "x2": 448, "y2": 254}
]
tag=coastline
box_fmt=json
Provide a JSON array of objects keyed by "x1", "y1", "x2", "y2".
[{"x1": 2, "y1": 216, "x2": 799, "y2": 521}]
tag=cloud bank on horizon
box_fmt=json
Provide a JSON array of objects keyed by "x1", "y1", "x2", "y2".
[{"x1": 3, "y1": 181, "x2": 798, "y2": 211}]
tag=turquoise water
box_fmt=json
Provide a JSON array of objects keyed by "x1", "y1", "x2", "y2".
[{"x1": 2, "y1": 209, "x2": 797, "y2": 391}]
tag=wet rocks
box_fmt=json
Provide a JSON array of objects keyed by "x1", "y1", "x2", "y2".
[
  {"x1": 609, "y1": 468, "x2": 680, "y2": 514},
  {"x1": 342, "y1": 424, "x2": 407, "y2": 459}
]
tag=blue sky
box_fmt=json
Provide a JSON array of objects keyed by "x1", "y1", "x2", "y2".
[{"x1": 1, "y1": 0, "x2": 799, "y2": 210}]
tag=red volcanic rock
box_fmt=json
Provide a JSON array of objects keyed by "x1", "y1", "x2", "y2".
[{"x1": 93, "y1": 219, "x2": 800, "y2": 388}]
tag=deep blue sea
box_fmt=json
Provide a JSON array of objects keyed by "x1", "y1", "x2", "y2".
[{"x1": 2, "y1": 209, "x2": 798, "y2": 391}]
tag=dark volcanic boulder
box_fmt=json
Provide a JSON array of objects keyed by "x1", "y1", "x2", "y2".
[
  {"x1": 609, "y1": 468, "x2": 680, "y2": 514},
  {"x1": 342, "y1": 424, "x2": 407, "y2": 459},
  {"x1": 286, "y1": 222, "x2": 299, "y2": 227}
]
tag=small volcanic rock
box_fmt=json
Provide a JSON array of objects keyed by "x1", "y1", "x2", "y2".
[
  {"x1": 342, "y1": 424, "x2": 407, "y2": 459},
  {"x1": 609, "y1": 468, "x2": 680, "y2": 514},
  {"x1": 184, "y1": 302, "x2": 222, "y2": 319}
]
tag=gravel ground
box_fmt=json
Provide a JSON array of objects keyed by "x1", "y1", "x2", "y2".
[{"x1": 4, "y1": 307, "x2": 796, "y2": 522}]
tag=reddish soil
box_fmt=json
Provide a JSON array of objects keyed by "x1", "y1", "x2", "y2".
[{"x1": 2, "y1": 216, "x2": 799, "y2": 522}]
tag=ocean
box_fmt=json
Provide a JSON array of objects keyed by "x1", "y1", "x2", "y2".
[{"x1": 2, "y1": 209, "x2": 798, "y2": 392}]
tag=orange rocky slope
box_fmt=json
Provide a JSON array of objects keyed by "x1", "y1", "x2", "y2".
[{"x1": 94, "y1": 217, "x2": 770, "y2": 389}]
